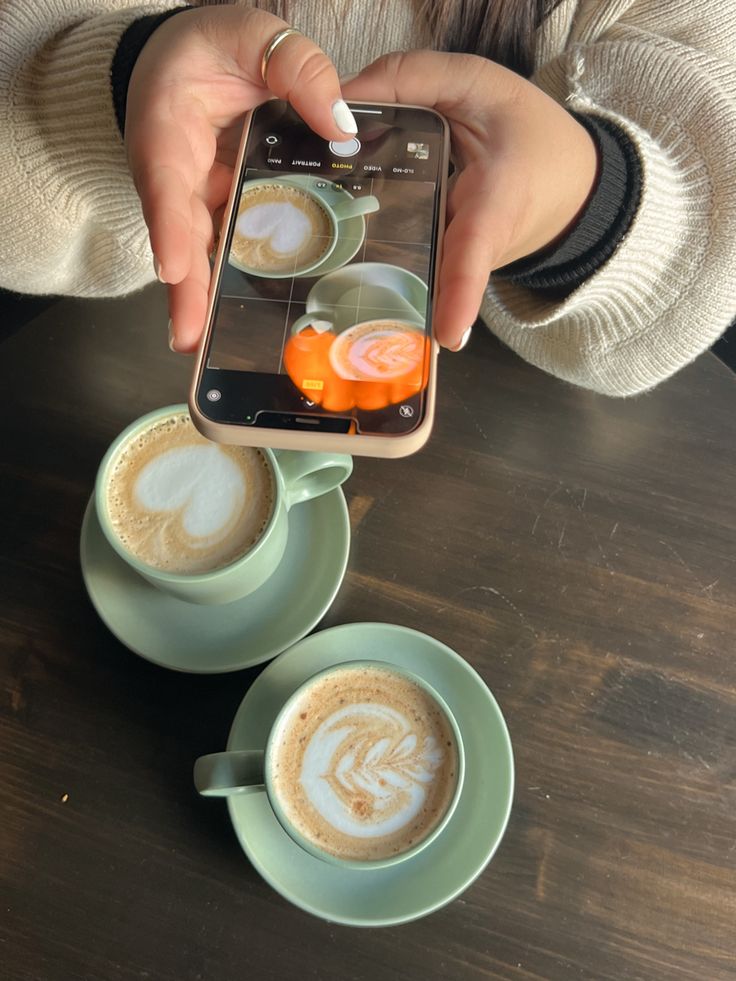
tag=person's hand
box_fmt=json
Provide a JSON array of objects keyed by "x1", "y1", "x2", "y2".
[
  {"x1": 343, "y1": 52, "x2": 598, "y2": 350},
  {"x1": 125, "y1": 6, "x2": 356, "y2": 352}
]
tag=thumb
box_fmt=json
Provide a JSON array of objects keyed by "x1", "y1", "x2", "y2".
[
  {"x1": 342, "y1": 50, "x2": 509, "y2": 116},
  {"x1": 433, "y1": 165, "x2": 519, "y2": 350}
]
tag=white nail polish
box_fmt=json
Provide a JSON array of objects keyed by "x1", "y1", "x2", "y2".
[
  {"x1": 451, "y1": 326, "x2": 472, "y2": 352},
  {"x1": 167, "y1": 319, "x2": 177, "y2": 352},
  {"x1": 332, "y1": 99, "x2": 357, "y2": 135},
  {"x1": 153, "y1": 255, "x2": 166, "y2": 284}
]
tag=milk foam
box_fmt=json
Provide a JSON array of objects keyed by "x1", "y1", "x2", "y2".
[
  {"x1": 106, "y1": 413, "x2": 274, "y2": 574},
  {"x1": 332, "y1": 322, "x2": 424, "y2": 381},
  {"x1": 271, "y1": 666, "x2": 458, "y2": 861},
  {"x1": 231, "y1": 183, "x2": 332, "y2": 274},
  {"x1": 300, "y1": 703, "x2": 444, "y2": 839},
  {"x1": 237, "y1": 202, "x2": 311, "y2": 256}
]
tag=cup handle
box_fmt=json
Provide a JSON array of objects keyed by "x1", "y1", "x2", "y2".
[
  {"x1": 193, "y1": 751, "x2": 266, "y2": 797},
  {"x1": 331, "y1": 194, "x2": 380, "y2": 222},
  {"x1": 273, "y1": 449, "x2": 353, "y2": 509},
  {"x1": 290, "y1": 310, "x2": 336, "y2": 336}
]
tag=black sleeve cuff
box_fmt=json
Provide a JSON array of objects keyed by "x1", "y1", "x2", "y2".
[
  {"x1": 110, "y1": 6, "x2": 192, "y2": 137},
  {"x1": 494, "y1": 113, "x2": 643, "y2": 295}
]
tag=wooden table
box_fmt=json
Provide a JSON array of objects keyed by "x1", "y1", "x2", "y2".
[{"x1": 1, "y1": 285, "x2": 734, "y2": 981}]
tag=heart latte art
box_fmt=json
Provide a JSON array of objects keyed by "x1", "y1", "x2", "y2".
[
  {"x1": 105, "y1": 413, "x2": 274, "y2": 574},
  {"x1": 271, "y1": 666, "x2": 459, "y2": 861},
  {"x1": 231, "y1": 183, "x2": 333, "y2": 275}
]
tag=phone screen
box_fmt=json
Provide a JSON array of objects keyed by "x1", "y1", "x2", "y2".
[{"x1": 195, "y1": 100, "x2": 447, "y2": 437}]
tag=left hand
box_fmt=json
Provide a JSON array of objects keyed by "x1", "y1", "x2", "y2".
[
  {"x1": 125, "y1": 7, "x2": 353, "y2": 352},
  {"x1": 343, "y1": 52, "x2": 598, "y2": 350}
]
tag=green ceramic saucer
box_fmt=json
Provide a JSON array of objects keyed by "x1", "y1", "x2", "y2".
[
  {"x1": 220, "y1": 623, "x2": 514, "y2": 926},
  {"x1": 79, "y1": 490, "x2": 350, "y2": 674}
]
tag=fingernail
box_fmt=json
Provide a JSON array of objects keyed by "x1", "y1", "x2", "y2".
[
  {"x1": 153, "y1": 255, "x2": 166, "y2": 284},
  {"x1": 167, "y1": 319, "x2": 178, "y2": 352},
  {"x1": 332, "y1": 99, "x2": 357, "y2": 135},
  {"x1": 450, "y1": 326, "x2": 473, "y2": 352}
]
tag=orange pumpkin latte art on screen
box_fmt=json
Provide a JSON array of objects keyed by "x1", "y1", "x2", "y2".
[{"x1": 283, "y1": 320, "x2": 430, "y2": 412}]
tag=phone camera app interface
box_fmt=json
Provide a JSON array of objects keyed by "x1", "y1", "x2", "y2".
[{"x1": 205, "y1": 102, "x2": 444, "y2": 430}]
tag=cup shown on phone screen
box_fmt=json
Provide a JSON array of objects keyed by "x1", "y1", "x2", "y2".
[{"x1": 229, "y1": 178, "x2": 379, "y2": 279}]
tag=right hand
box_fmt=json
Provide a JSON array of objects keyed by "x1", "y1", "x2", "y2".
[
  {"x1": 343, "y1": 52, "x2": 598, "y2": 351},
  {"x1": 124, "y1": 7, "x2": 354, "y2": 352}
]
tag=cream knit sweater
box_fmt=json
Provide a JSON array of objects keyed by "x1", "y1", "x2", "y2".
[{"x1": 1, "y1": 0, "x2": 735, "y2": 395}]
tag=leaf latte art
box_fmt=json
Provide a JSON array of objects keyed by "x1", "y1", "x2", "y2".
[
  {"x1": 304, "y1": 705, "x2": 443, "y2": 838},
  {"x1": 271, "y1": 666, "x2": 459, "y2": 861},
  {"x1": 330, "y1": 320, "x2": 426, "y2": 382}
]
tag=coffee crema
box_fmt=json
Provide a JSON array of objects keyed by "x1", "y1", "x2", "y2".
[
  {"x1": 330, "y1": 320, "x2": 425, "y2": 382},
  {"x1": 270, "y1": 665, "x2": 459, "y2": 862},
  {"x1": 105, "y1": 413, "x2": 274, "y2": 574},
  {"x1": 231, "y1": 183, "x2": 333, "y2": 275}
]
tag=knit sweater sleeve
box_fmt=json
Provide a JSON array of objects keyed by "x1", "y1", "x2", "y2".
[
  {"x1": 480, "y1": 1, "x2": 736, "y2": 396},
  {"x1": 0, "y1": 0, "x2": 179, "y2": 298}
]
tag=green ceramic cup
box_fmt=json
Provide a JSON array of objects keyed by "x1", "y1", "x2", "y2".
[
  {"x1": 294, "y1": 263, "x2": 428, "y2": 328},
  {"x1": 194, "y1": 659, "x2": 466, "y2": 870},
  {"x1": 94, "y1": 404, "x2": 352, "y2": 605}
]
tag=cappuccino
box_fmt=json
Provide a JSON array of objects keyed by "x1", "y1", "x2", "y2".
[
  {"x1": 105, "y1": 412, "x2": 274, "y2": 575},
  {"x1": 329, "y1": 320, "x2": 425, "y2": 382},
  {"x1": 232, "y1": 182, "x2": 333, "y2": 275},
  {"x1": 270, "y1": 664, "x2": 459, "y2": 862}
]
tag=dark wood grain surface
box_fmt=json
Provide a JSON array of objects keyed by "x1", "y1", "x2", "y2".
[{"x1": 1, "y1": 284, "x2": 735, "y2": 981}]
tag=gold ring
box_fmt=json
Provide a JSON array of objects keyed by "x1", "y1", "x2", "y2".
[{"x1": 260, "y1": 27, "x2": 303, "y2": 85}]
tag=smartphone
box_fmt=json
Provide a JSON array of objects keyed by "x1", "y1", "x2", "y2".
[{"x1": 190, "y1": 100, "x2": 449, "y2": 458}]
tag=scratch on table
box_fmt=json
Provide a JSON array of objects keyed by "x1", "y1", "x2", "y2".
[
  {"x1": 387, "y1": 595, "x2": 419, "y2": 614},
  {"x1": 660, "y1": 540, "x2": 694, "y2": 576},
  {"x1": 531, "y1": 483, "x2": 563, "y2": 536},
  {"x1": 469, "y1": 413, "x2": 489, "y2": 442},
  {"x1": 609, "y1": 522, "x2": 619, "y2": 539},
  {"x1": 446, "y1": 585, "x2": 539, "y2": 638},
  {"x1": 535, "y1": 829, "x2": 553, "y2": 901},
  {"x1": 660, "y1": 540, "x2": 717, "y2": 601},
  {"x1": 450, "y1": 384, "x2": 489, "y2": 441},
  {"x1": 702, "y1": 579, "x2": 720, "y2": 597},
  {"x1": 563, "y1": 485, "x2": 614, "y2": 572},
  {"x1": 558, "y1": 523, "x2": 567, "y2": 549},
  {"x1": 580, "y1": 488, "x2": 587, "y2": 511}
]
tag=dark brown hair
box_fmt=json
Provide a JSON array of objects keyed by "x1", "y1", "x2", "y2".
[
  {"x1": 421, "y1": 0, "x2": 552, "y2": 77},
  {"x1": 251, "y1": 1, "x2": 553, "y2": 78}
]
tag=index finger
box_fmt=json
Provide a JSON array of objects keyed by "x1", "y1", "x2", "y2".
[
  {"x1": 204, "y1": 7, "x2": 357, "y2": 140},
  {"x1": 262, "y1": 30, "x2": 358, "y2": 139}
]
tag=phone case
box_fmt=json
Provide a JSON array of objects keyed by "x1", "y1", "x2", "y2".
[{"x1": 189, "y1": 102, "x2": 450, "y2": 459}]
